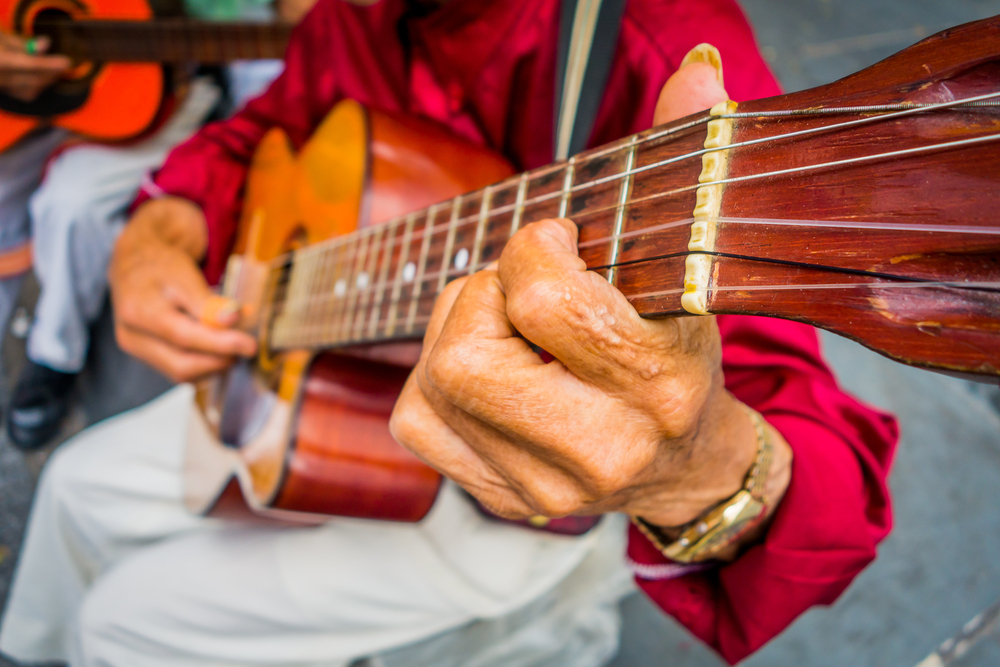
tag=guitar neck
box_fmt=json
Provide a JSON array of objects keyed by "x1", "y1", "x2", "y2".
[
  {"x1": 35, "y1": 18, "x2": 292, "y2": 63},
  {"x1": 265, "y1": 87, "x2": 1000, "y2": 379}
]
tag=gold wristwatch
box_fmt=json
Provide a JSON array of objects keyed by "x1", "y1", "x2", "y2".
[{"x1": 632, "y1": 406, "x2": 774, "y2": 563}]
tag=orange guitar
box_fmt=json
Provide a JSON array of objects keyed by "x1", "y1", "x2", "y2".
[
  {"x1": 0, "y1": 0, "x2": 290, "y2": 152},
  {"x1": 185, "y1": 18, "x2": 1000, "y2": 525}
]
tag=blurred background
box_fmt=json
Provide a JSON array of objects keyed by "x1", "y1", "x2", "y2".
[{"x1": 2, "y1": 1, "x2": 1000, "y2": 666}]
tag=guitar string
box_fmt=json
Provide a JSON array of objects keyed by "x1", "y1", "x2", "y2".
[
  {"x1": 274, "y1": 235, "x2": 1000, "y2": 342},
  {"x1": 274, "y1": 103, "x2": 1000, "y2": 307},
  {"x1": 265, "y1": 130, "x2": 1000, "y2": 318},
  {"x1": 281, "y1": 90, "x2": 1000, "y2": 268},
  {"x1": 276, "y1": 222, "x2": 1000, "y2": 322},
  {"x1": 272, "y1": 279, "x2": 1000, "y2": 347}
]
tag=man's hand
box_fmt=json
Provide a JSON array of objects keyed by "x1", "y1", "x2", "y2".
[
  {"x1": 0, "y1": 33, "x2": 70, "y2": 102},
  {"x1": 109, "y1": 197, "x2": 257, "y2": 382},
  {"x1": 390, "y1": 59, "x2": 792, "y2": 530}
]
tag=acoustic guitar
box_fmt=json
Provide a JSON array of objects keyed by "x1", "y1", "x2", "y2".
[
  {"x1": 0, "y1": 0, "x2": 291, "y2": 152},
  {"x1": 183, "y1": 16, "x2": 1000, "y2": 525}
]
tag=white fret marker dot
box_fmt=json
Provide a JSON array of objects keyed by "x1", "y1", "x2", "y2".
[
  {"x1": 454, "y1": 248, "x2": 470, "y2": 271},
  {"x1": 402, "y1": 262, "x2": 416, "y2": 283},
  {"x1": 356, "y1": 272, "x2": 369, "y2": 290},
  {"x1": 334, "y1": 279, "x2": 347, "y2": 297}
]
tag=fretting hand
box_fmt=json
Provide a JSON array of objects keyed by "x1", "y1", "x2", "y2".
[
  {"x1": 0, "y1": 33, "x2": 70, "y2": 102},
  {"x1": 390, "y1": 59, "x2": 792, "y2": 534}
]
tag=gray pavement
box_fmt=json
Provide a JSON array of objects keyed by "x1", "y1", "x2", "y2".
[{"x1": 2, "y1": 0, "x2": 1000, "y2": 665}]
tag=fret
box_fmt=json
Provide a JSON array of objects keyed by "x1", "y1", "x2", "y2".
[
  {"x1": 334, "y1": 232, "x2": 368, "y2": 344},
  {"x1": 436, "y1": 195, "x2": 463, "y2": 294},
  {"x1": 606, "y1": 135, "x2": 639, "y2": 285},
  {"x1": 367, "y1": 217, "x2": 401, "y2": 339},
  {"x1": 316, "y1": 243, "x2": 340, "y2": 346},
  {"x1": 340, "y1": 228, "x2": 374, "y2": 343},
  {"x1": 468, "y1": 186, "x2": 493, "y2": 274},
  {"x1": 323, "y1": 237, "x2": 349, "y2": 344},
  {"x1": 509, "y1": 172, "x2": 529, "y2": 237},
  {"x1": 406, "y1": 205, "x2": 438, "y2": 335},
  {"x1": 558, "y1": 157, "x2": 576, "y2": 219},
  {"x1": 353, "y1": 225, "x2": 386, "y2": 341},
  {"x1": 386, "y1": 213, "x2": 417, "y2": 337},
  {"x1": 326, "y1": 235, "x2": 356, "y2": 345},
  {"x1": 305, "y1": 247, "x2": 326, "y2": 347},
  {"x1": 276, "y1": 248, "x2": 310, "y2": 347}
]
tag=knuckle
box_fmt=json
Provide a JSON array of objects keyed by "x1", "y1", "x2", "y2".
[
  {"x1": 505, "y1": 279, "x2": 567, "y2": 335},
  {"x1": 423, "y1": 342, "x2": 465, "y2": 398},
  {"x1": 532, "y1": 492, "x2": 584, "y2": 518},
  {"x1": 439, "y1": 275, "x2": 468, "y2": 302},
  {"x1": 116, "y1": 300, "x2": 141, "y2": 326},
  {"x1": 580, "y1": 464, "x2": 631, "y2": 498},
  {"x1": 388, "y1": 403, "x2": 419, "y2": 447}
]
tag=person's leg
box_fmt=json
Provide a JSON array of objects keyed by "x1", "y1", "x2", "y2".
[
  {"x1": 8, "y1": 81, "x2": 221, "y2": 448},
  {"x1": 0, "y1": 129, "x2": 65, "y2": 354},
  {"x1": 0, "y1": 385, "x2": 210, "y2": 663},
  {"x1": 68, "y1": 483, "x2": 629, "y2": 667}
]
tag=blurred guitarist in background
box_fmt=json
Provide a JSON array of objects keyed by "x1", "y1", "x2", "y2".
[
  {"x1": 1, "y1": 1, "x2": 898, "y2": 665},
  {"x1": 0, "y1": 0, "x2": 305, "y2": 450}
]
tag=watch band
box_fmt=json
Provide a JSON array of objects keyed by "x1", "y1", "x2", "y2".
[{"x1": 632, "y1": 405, "x2": 774, "y2": 564}]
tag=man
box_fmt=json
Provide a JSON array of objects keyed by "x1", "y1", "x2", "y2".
[
  {"x1": 0, "y1": 2, "x2": 288, "y2": 449},
  {"x1": 0, "y1": 0, "x2": 899, "y2": 664}
]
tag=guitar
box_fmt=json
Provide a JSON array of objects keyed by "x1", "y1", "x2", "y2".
[
  {"x1": 184, "y1": 16, "x2": 1000, "y2": 524},
  {"x1": 0, "y1": 0, "x2": 291, "y2": 152}
]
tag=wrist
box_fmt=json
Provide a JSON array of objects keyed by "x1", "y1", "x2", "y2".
[
  {"x1": 635, "y1": 405, "x2": 793, "y2": 562},
  {"x1": 129, "y1": 197, "x2": 208, "y2": 260},
  {"x1": 634, "y1": 390, "x2": 760, "y2": 527}
]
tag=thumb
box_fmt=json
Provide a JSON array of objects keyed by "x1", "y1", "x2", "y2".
[
  {"x1": 654, "y1": 44, "x2": 729, "y2": 125},
  {"x1": 161, "y1": 257, "x2": 241, "y2": 328}
]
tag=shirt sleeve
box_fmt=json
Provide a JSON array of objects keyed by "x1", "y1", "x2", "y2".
[
  {"x1": 628, "y1": 315, "x2": 899, "y2": 664},
  {"x1": 131, "y1": 0, "x2": 337, "y2": 285}
]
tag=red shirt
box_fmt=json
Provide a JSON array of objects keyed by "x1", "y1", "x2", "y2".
[{"x1": 139, "y1": 0, "x2": 899, "y2": 662}]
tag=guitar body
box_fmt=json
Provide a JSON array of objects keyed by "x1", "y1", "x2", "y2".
[
  {"x1": 184, "y1": 100, "x2": 514, "y2": 522},
  {"x1": 0, "y1": 0, "x2": 164, "y2": 152}
]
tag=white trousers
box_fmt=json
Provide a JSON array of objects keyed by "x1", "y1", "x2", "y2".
[
  {"x1": 0, "y1": 79, "x2": 220, "y2": 373},
  {"x1": 0, "y1": 386, "x2": 633, "y2": 666}
]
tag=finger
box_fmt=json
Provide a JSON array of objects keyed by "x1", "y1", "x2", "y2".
[
  {"x1": 422, "y1": 267, "x2": 661, "y2": 506},
  {"x1": 498, "y1": 218, "x2": 688, "y2": 392},
  {"x1": 159, "y1": 258, "x2": 229, "y2": 322},
  {"x1": 408, "y1": 272, "x2": 590, "y2": 517},
  {"x1": 391, "y1": 369, "x2": 537, "y2": 517},
  {"x1": 654, "y1": 45, "x2": 729, "y2": 125},
  {"x1": 418, "y1": 275, "x2": 470, "y2": 359},
  {"x1": 0, "y1": 48, "x2": 71, "y2": 73},
  {"x1": 141, "y1": 294, "x2": 257, "y2": 357},
  {"x1": 116, "y1": 324, "x2": 233, "y2": 382}
]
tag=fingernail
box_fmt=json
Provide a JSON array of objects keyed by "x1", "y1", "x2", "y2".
[{"x1": 680, "y1": 43, "x2": 725, "y2": 87}]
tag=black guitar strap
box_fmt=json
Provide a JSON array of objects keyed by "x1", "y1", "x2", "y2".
[{"x1": 554, "y1": 0, "x2": 628, "y2": 160}]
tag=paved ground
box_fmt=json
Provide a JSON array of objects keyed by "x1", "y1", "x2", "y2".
[{"x1": 2, "y1": 0, "x2": 1000, "y2": 665}]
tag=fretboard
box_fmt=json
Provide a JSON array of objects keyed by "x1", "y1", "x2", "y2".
[
  {"x1": 265, "y1": 92, "x2": 1000, "y2": 355},
  {"x1": 267, "y1": 119, "x2": 705, "y2": 351},
  {"x1": 35, "y1": 19, "x2": 292, "y2": 63}
]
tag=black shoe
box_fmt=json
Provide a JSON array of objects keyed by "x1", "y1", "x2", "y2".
[{"x1": 8, "y1": 361, "x2": 77, "y2": 450}]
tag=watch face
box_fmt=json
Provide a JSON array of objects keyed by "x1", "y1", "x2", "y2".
[{"x1": 665, "y1": 491, "x2": 766, "y2": 562}]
